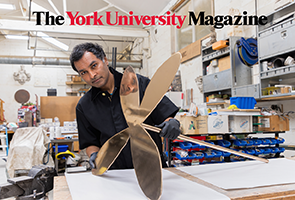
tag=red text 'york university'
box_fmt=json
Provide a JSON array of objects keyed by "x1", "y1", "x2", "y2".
[{"x1": 32, "y1": 11, "x2": 186, "y2": 29}]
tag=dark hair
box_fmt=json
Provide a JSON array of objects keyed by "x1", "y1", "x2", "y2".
[{"x1": 70, "y1": 43, "x2": 106, "y2": 72}]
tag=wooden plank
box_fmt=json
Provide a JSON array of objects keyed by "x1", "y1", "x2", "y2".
[
  {"x1": 178, "y1": 40, "x2": 201, "y2": 63},
  {"x1": 54, "y1": 176, "x2": 72, "y2": 200},
  {"x1": 40, "y1": 96, "x2": 81, "y2": 126},
  {"x1": 257, "y1": 95, "x2": 295, "y2": 102}
]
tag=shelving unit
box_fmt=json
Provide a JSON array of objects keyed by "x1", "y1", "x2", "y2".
[
  {"x1": 258, "y1": 3, "x2": 295, "y2": 100},
  {"x1": 66, "y1": 74, "x2": 90, "y2": 96},
  {"x1": 166, "y1": 130, "x2": 286, "y2": 167},
  {"x1": 202, "y1": 36, "x2": 260, "y2": 103}
]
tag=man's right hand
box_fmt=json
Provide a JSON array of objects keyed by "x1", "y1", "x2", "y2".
[{"x1": 89, "y1": 152, "x2": 98, "y2": 169}]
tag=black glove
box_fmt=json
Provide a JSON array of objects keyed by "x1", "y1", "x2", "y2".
[
  {"x1": 89, "y1": 152, "x2": 98, "y2": 169},
  {"x1": 155, "y1": 118, "x2": 181, "y2": 140}
]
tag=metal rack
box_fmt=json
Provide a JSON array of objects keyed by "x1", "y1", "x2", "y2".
[
  {"x1": 258, "y1": 3, "x2": 295, "y2": 100},
  {"x1": 202, "y1": 36, "x2": 259, "y2": 102}
]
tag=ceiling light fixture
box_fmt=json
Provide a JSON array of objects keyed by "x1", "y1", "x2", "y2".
[
  {"x1": 37, "y1": 32, "x2": 69, "y2": 51},
  {"x1": 0, "y1": 3, "x2": 16, "y2": 10},
  {"x1": 5, "y1": 35, "x2": 29, "y2": 40}
]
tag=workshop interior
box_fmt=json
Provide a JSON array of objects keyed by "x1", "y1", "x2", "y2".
[{"x1": 1, "y1": 0, "x2": 295, "y2": 199}]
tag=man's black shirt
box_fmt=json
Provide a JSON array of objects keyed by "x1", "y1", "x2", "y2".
[{"x1": 76, "y1": 67, "x2": 179, "y2": 169}]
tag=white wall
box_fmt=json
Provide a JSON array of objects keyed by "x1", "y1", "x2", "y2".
[{"x1": 0, "y1": 39, "x2": 76, "y2": 123}]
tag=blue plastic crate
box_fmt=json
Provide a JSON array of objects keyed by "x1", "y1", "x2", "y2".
[
  {"x1": 211, "y1": 150, "x2": 223, "y2": 157},
  {"x1": 255, "y1": 148, "x2": 264, "y2": 155},
  {"x1": 271, "y1": 147, "x2": 280, "y2": 153},
  {"x1": 190, "y1": 142, "x2": 204, "y2": 149},
  {"x1": 252, "y1": 139, "x2": 262, "y2": 146},
  {"x1": 263, "y1": 148, "x2": 272, "y2": 154},
  {"x1": 261, "y1": 139, "x2": 271, "y2": 145},
  {"x1": 245, "y1": 140, "x2": 254, "y2": 146},
  {"x1": 221, "y1": 151, "x2": 231, "y2": 157},
  {"x1": 52, "y1": 145, "x2": 68, "y2": 153},
  {"x1": 268, "y1": 138, "x2": 277, "y2": 145},
  {"x1": 179, "y1": 142, "x2": 192, "y2": 150},
  {"x1": 278, "y1": 147, "x2": 285, "y2": 153},
  {"x1": 277, "y1": 138, "x2": 285, "y2": 144},
  {"x1": 230, "y1": 97, "x2": 256, "y2": 109},
  {"x1": 243, "y1": 148, "x2": 256, "y2": 155},
  {"x1": 191, "y1": 151, "x2": 204, "y2": 159},
  {"x1": 233, "y1": 139, "x2": 248, "y2": 146},
  {"x1": 217, "y1": 140, "x2": 231, "y2": 147},
  {"x1": 203, "y1": 151, "x2": 216, "y2": 158}
]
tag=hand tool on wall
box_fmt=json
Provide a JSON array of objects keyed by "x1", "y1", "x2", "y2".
[{"x1": 0, "y1": 165, "x2": 55, "y2": 200}]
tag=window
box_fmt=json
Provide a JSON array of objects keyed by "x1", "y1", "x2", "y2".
[{"x1": 175, "y1": 0, "x2": 213, "y2": 51}]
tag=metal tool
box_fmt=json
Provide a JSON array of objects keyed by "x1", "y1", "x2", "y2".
[
  {"x1": 94, "y1": 53, "x2": 182, "y2": 200},
  {"x1": 141, "y1": 124, "x2": 269, "y2": 163},
  {"x1": 0, "y1": 165, "x2": 55, "y2": 200}
]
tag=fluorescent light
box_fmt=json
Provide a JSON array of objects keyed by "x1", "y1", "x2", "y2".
[
  {"x1": 5, "y1": 35, "x2": 29, "y2": 40},
  {"x1": 0, "y1": 3, "x2": 16, "y2": 10},
  {"x1": 37, "y1": 32, "x2": 69, "y2": 51}
]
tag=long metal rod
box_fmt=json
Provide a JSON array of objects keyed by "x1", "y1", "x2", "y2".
[{"x1": 141, "y1": 123, "x2": 269, "y2": 163}]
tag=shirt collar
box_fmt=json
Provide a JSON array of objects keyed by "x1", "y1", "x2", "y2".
[{"x1": 91, "y1": 67, "x2": 122, "y2": 101}]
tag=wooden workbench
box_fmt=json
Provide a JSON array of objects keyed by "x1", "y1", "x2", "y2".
[{"x1": 53, "y1": 163, "x2": 295, "y2": 200}]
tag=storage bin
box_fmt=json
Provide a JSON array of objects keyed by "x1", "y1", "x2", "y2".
[
  {"x1": 252, "y1": 139, "x2": 262, "y2": 146},
  {"x1": 179, "y1": 142, "x2": 192, "y2": 150},
  {"x1": 230, "y1": 97, "x2": 256, "y2": 109},
  {"x1": 243, "y1": 148, "x2": 255, "y2": 155},
  {"x1": 263, "y1": 148, "x2": 272, "y2": 154},
  {"x1": 52, "y1": 145, "x2": 68, "y2": 153},
  {"x1": 217, "y1": 140, "x2": 231, "y2": 147}
]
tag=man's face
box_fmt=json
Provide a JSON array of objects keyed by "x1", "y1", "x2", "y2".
[
  {"x1": 74, "y1": 51, "x2": 109, "y2": 88},
  {"x1": 120, "y1": 70, "x2": 138, "y2": 96}
]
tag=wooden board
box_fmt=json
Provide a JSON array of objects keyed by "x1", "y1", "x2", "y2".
[
  {"x1": 40, "y1": 96, "x2": 81, "y2": 126},
  {"x1": 54, "y1": 163, "x2": 295, "y2": 200},
  {"x1": 178, "y1": 40, "x2": 201, "y2": 63}
]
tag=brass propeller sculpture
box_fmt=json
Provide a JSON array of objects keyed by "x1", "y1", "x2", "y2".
[{"x1": 93, "y1": 52, "x2": 268, "y2": 200}]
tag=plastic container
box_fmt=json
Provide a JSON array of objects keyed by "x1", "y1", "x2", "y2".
[
  {"x1": 255, "y1": 148, "x2": 264, "y2": 155},
  {"x1": 261, "y1": 138, "x2": 271, "y2": 145},
  {"x1": 277, "y1": 138, "x2": 285, "y2": 144},
  {"x1": 243, "y1": 148, "x2": 256, "y2": 155},
  {"x1": 268, "y1": 138, "x2": 277, "y2": 145},
  {"x1": 175, "y1": 151, "x2": 196, "y2": 160},
  {"x1": 263, "y1": 148, "x2": 272, "y2": 154},
  {"x1": 271, "y1": 147, "x2": 280, "y2": 153},
  {"x1": 233, "y1": 139, "x2": 248, "y2": 146},
  {"x1": 245, "y1": 140, "x2": 254, "y2": 146},
  {"x1": 203, "y1": 151, "x2": 216, "y2": 158},
  {"x1": 278, "y1": 147, "x2": 285, "y2": 153},
  {"x1": 211, "y1": 150, "x2": 223, "y2": 157},
  {"x1": 252, "y1": 139, "x2": 262, "y2": 146},
  {"x1": 217, "y1": 140, "x2": 231, "y2": 147},
  {"x1": 52, "y1": 145, "x2": 68, "y2": 153},
  {"x1": 179, "y1": 142, "x2": 192, "y2": 150},
  {"x1": 230, "y1": 97, "x2": 256, "y2": 109}
]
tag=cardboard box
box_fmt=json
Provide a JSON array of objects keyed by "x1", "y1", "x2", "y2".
[
  {"x1": 175, "y1": 115, "x2": 208, "y2": 135},
  {"x1": 218, "y1": 56, "x2": 231, "y2": 72},
  {"x1": 258, "y1": 115, "x2": 290, "y2": 132},
  {"x1": 207, "y1": 115, "x2": 229, "y2": 133},
  {"x1": 178, "y1": 40, "x2": 201, "y2": 63},
  {"x1": 229, "y1": 116, "x2": 253, "y2": 133}
]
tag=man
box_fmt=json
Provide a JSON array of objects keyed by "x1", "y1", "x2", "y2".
[{"x1": 70, "y1": 43, "x2": 180, "y2": 170}]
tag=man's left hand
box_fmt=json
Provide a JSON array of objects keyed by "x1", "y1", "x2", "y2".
[{"x1": 155, "y1": 118, "x2": 181, "y2": 140}]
